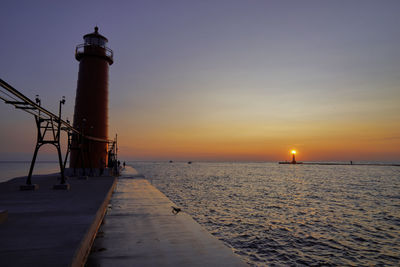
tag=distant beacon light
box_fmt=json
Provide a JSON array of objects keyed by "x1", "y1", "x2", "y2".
[
  {"x1": 291, "y1": 150, "x2": 296, "y2": 163},
  {"x1": 70, "y1": 27, "x2": 113, "y2": 170}
]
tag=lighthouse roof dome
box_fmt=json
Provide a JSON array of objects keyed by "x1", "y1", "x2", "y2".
[{"x1": 83, "y1": 26, "x2": 108, "y2": 43}]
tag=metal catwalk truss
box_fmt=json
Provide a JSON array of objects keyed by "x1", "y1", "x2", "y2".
[{"x1": 0, "y1": 78, "x2": 118, "y2": 186}]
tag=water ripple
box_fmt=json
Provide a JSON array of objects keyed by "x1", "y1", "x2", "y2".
[{"x1": 132, "y1": 162, "x2": 400, "y2": 266}]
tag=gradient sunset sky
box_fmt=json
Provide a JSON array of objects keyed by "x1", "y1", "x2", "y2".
[{"x1": 1, "y1": 0, "x2": 400, "y2": 162}]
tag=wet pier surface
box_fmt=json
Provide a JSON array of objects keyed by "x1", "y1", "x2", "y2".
[
  {"x1": 87, "y1": 168, "x2": 246, "y2": 266},
  {"x1": 0, "y1": 174, "x2": 116, "y2": 267}
]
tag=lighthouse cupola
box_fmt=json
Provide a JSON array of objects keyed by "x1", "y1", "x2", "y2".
[
  {"x1": 84, "y1": 26, "x2": 107, "y2": 46},
  {"x1": 75, "y1": 26, "x2": 113, "y2": 65}
]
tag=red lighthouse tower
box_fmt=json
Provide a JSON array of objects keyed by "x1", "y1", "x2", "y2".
[{"x1": 70, "y1": 27, "x2": 113, "y2": 170}]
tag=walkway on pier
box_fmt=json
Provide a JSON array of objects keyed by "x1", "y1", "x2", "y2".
[
  {"x1": 87, "y1": 167, "x2": 246, "y2": 266},
  {"x1": 0, "y1": 174, "x2": 116, "y2": 267}
]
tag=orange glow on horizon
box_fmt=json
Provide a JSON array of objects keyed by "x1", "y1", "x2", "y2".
[{"x1": 113, "y1": 113, "x2": 400, "y2": 162}]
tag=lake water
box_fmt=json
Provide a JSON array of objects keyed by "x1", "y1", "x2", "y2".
[
  {"x1": 0, "y1": 161, "x2": 61, "y2": 183},
  {"x1": 130, "y1": 161, "x2": 400, "y2": 266}
]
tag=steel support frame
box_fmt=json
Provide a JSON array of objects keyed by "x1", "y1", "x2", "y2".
[
  {"x1": 1, "y1": 79, "x2": 119, "y2": 182},
  {"x1": 26, "y1": 100, "x2": 66, "y2": 185}
]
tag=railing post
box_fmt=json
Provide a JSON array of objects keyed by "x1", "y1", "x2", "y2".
[{"x1": 53, "y1": 97, "x2": 70, "y2": 190}]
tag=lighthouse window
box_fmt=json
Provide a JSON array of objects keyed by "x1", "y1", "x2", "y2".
[
  {"x1": 98, "y1": 39, "x2": 106, "y2": 46},
  {"x1": 84, "y1": 37, "x2": 106, "y2": 47}
]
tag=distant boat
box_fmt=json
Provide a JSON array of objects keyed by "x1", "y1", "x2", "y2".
[
  {"x1": 169, "y1": 160, "x2": 173, "y2": 163},
  {"x1": 188, "y1": 161, "x2": 192, "y2": 164}
]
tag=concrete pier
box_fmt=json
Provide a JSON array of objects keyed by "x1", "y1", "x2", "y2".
[
  {"x1": 0, "y1": 168, "x2": 246, "y2": 266},
  {"x1": 0, "y1": 174, "x2": 116, "y2": 267},
  {"x1": 87, "y1": 169, "x2": 247, "y2": 266}
]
